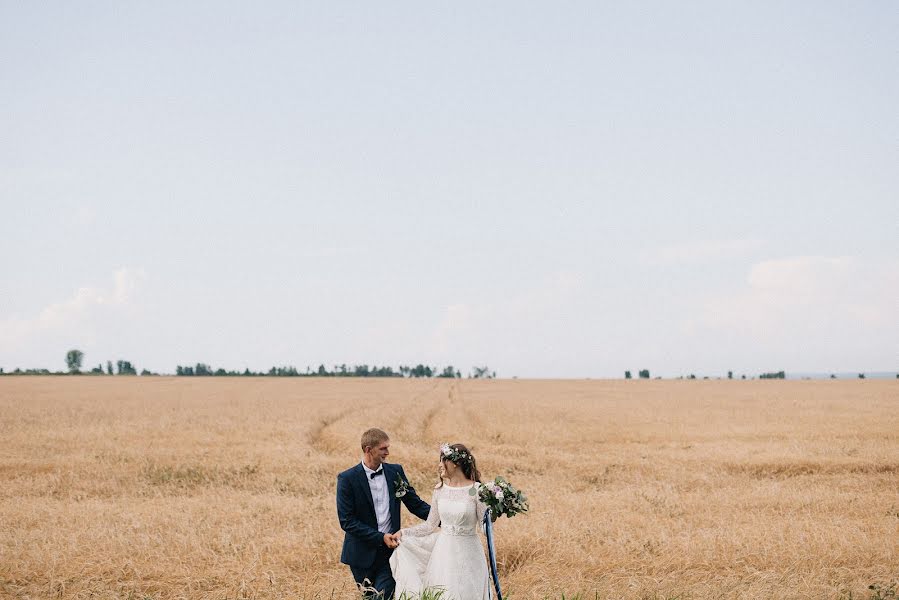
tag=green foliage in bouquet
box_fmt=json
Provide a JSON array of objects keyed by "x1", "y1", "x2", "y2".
[{"x1": 470, "y1": 476, "x2": 529, "y2": 522}]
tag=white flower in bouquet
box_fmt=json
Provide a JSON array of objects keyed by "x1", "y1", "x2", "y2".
[{"x1": 470, "y1": 475, "x2": 529, "y2": 522}]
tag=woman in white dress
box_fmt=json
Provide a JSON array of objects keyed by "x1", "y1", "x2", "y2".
[{"x1": 390, "y1": 443, "x2": 490, "y2": 600}]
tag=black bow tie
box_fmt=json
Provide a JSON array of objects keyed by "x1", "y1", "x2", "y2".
[{"x1": 370, "y1": 469, "x2": 384, "y2": 479}]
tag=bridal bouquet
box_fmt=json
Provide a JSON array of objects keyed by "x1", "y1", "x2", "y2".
[{"x1": 470, "y1": 476, "x2": 529, "y2": 522}]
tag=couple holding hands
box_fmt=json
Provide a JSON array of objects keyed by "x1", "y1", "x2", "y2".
[{"x1": 336, "y1": 428, "x2": 492, "y2": 599}]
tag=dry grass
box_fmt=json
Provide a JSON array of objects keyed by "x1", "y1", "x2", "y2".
[{"x1": 0, "y1": 377, "x2": 897, "y2": 599}]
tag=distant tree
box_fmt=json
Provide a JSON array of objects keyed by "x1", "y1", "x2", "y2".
[
  {"x1": 411, "y1": 364, "x2": 434, "y2": 378},
  {"x1": 638, "y1": 369, "x2": 650, "y2": 379},
  {"x1": 858, "y1": 373, "x2": 865, "y2": 379},
  {"x1": 106, "y1": 361, "x2": 114, "y2": 375},
  {"x1": 625, "y1": 371, "x2": 632, "y2": 379},
  {"x1": 727, "y1": 371, "x2": 733, "y2": 379},
  {"x1": 830, "y1": 374, "x2": 836, "y2": 379},
  {"x1": 116, "y1": 360, "x2": 137, "y2": 375},
  {"x1": 759, "y1": 371, "x2": 785, "y2": 379},
  {"x1": 90, "y1": 364, "x2": 104, "y2": 374},
  {"x1": 688, "y1": 374, "x2": 696, "y2": 380},
  {"x1": 741, "y1": 374, "x2": 746, "y2": 380},
  {"x1": 470, "y1": 366, "x2": 493, "y2": 379},
  {"x1": 195, "y1": 363, "x2": 212, "y2": 376},
  {"x1": 66, "y1": 349, "x2": 84, "y2": 374},
  {"x1": 139, "y1": 369, "x2": 158, "y2": 376},
  {"x1": 437, "y1": 366, "x2": 459, "y2": 378}
]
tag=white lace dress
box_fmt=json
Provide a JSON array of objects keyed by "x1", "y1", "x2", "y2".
[{"x1": 390, "y1": 483, "x2": 490, "y2": 600}]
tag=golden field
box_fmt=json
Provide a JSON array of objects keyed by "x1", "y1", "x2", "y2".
[{"x1": 0, "y1": 377, "x2": 897, "y2": 600}]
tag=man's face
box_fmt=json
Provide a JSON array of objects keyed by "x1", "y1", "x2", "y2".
[{"x1": 366, "y1": 439, "x2": 390, "y2": 466}]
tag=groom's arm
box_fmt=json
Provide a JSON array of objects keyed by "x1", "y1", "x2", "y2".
[
  {"x1": 336, "y1": 473, "x2": 384, "y2": 545},
  {"x1": 398, "y1": 465, "x2": 431, "y2": 521}
]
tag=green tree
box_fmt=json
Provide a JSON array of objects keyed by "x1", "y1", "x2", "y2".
[
  {"x1": 65, "y1": 349, "x2": 84, "y2": 374},
  {"x1": 438, "y1": 366, "x2": 459, "y2": 378},
  {"x1": 625, "y1": 371, "x2": 632, "y2": 379},
  {"x1": 106, "y1": 361, "x2": 114, "y2": 375},
  {"x1": 411, "y1": 364, "x2": 434, "y2": 378},
  {"x1": 195, "y1": 363, "x2": 212, "y2": 376},
  {"x1": 727, "y1": 371, "x2": 733, "y2": 379},
  {"x1": 116, "y1": 360, "x2": 137, "y2": 375},
  {"x1": 638, "y1": 369, "x2": 650, "y2": 379},
  {"x1": 470, "y1": 366, "x2": 493, "y2": 379}
]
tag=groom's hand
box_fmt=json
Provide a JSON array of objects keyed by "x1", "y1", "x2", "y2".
[{"x1": 383, "y1": 533, "x2": 399, "y2": 548}]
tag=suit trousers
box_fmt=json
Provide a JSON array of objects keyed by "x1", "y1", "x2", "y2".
[{"x1": 350, "y1": 544, "x2": 395, "y2": 600}]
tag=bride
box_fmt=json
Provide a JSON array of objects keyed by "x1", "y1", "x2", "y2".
[{"x1": 390, "y1": 443, "x2": 490, "y2": 599}]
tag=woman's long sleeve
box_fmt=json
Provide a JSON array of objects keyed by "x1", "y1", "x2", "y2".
[
  {"x1": 475, "y1": 494, "x2": 488, "y2": 529},
  {"x1": 401, "y1": 491, "x2": 440, "y2": 537}
]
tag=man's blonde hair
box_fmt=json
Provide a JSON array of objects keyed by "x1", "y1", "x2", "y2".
[{"x1": 361, "y1": 428, "x2": 389, "y2": 452}]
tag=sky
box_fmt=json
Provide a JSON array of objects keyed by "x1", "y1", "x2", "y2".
[{"x1": 1, "y1": 2, "x2": 897, "y2": 378}]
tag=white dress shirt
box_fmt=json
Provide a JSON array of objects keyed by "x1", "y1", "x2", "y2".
[{"x1": 362, "y1": 460, "x2": 392, "y2": 534}]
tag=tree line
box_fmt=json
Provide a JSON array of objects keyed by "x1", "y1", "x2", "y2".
[
  {"x1": 172, "y1": 363, "x2": 484, "y2": 378},
  {"x1": 0, "y1": 349, "x2": 496, "y2": 379},
  {"x1": 0, "y1": 350, "x2": 891, "y2": 380}
]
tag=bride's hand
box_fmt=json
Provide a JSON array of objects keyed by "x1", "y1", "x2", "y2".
[{"x1": 394, "y1": 530, "x2": 403, "y2": 541}]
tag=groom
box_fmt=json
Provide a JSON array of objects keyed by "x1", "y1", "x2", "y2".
[{"x1": 337, "y1": 428, "x2": 431, "y2": 599}]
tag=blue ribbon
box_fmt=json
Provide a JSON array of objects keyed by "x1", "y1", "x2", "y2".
[{"x1": 483, "y1": 509, "x2": 502, "y2": 600}]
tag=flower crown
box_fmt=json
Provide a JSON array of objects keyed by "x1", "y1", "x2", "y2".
[{"x1": 440, "y1": 443, "x2": 471, "y2": 464}]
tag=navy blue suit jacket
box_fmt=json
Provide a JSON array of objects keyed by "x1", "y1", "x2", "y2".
[{"x1": 337, "y1": 462, "x2": 431, "y2": 568}]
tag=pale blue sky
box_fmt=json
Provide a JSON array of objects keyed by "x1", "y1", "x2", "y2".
[{"x1": 2, "y1": 2, "x2": 897, "y2": 377}]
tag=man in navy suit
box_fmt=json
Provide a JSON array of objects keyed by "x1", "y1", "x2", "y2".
[{"x1": 337, "y1": 428, "x2": 431, "y2": 599}]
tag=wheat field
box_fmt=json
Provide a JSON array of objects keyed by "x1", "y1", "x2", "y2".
[{"x1": 0, "y1": 377, "x2": 896, "y2": 600}]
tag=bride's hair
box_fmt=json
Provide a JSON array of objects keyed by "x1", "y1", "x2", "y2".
[{"x1": 436, "y1": 443, "x2": 481, "y2": 488}]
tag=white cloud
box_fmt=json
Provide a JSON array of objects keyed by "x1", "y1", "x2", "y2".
[
  {"x1": 747, "y1": 256, "x2": 853, "y2": 293},
  {"x1": 685, "y1": 256, "x2": 899, "y2": 369},
  {"x1": 643, "y1": 238, "x2": 765, "y2": 265},
  {"x1": 0, "y1": 267, "x2": 147, "y2": 351}
]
